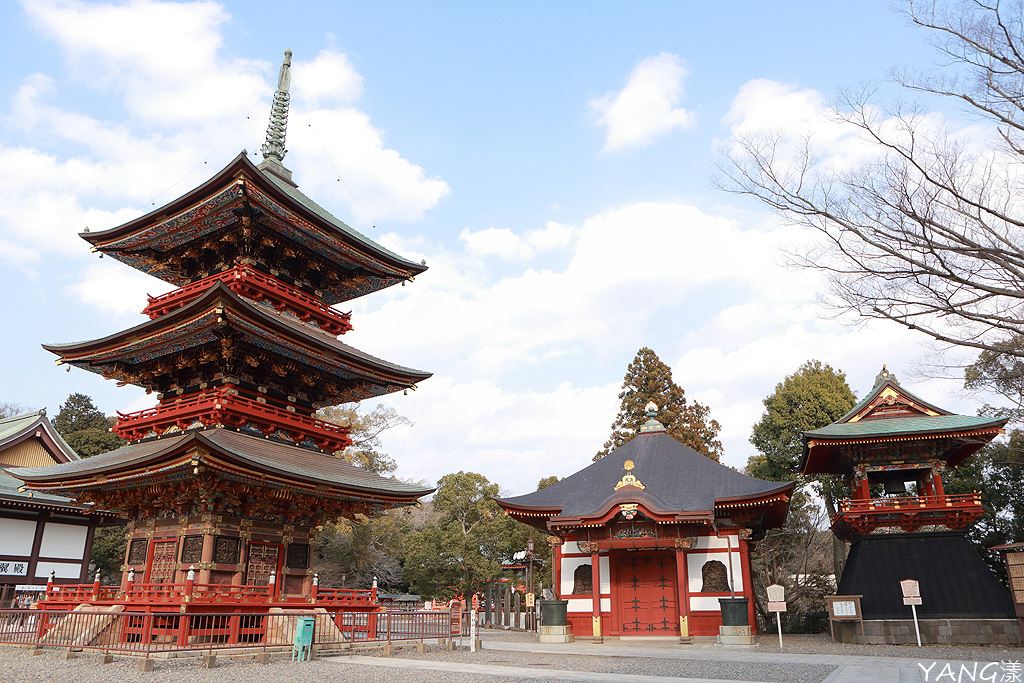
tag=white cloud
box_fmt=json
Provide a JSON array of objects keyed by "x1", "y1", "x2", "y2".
[
  {"x1": 458, "y1": 221, "x2": 575, "y2": 261},
  {"x1": 590, "y1": 53, "x2": 695, "y2": 153},
  {"x1": 2, "y1": 1, "x2": 448, "y2": 304}
]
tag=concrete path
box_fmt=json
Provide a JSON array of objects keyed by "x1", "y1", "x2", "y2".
[{"x1": 322, "y1": 637, "x2": 1014, "y2": 683}]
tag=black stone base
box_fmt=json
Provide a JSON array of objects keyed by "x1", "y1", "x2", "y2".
[{"x1": 838, "y1": 531, "x2": 1014, "y2": 619}]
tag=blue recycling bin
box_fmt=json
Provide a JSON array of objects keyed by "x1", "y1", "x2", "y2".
[{"x1": 292, "y1": 616, "x2": 316, "y2": 661}]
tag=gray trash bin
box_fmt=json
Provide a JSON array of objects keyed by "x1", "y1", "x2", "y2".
[
  {"x1": 539, "y1": 599, "x2": 568, "y2": 626},
  {"x1": 718, "y1": 597, "x2": 749, "y2": 626}
]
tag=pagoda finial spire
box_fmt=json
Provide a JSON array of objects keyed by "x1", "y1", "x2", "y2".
[{"x1": 260, "y1": 50, "x2": 292, "y2": 165}]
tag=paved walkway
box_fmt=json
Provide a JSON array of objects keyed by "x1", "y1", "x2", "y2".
[{"x1": 322, "y1": 637, "x2": 1006, "y2": 683}]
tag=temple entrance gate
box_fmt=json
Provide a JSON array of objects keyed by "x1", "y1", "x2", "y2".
[{"x1": 614, "y1": 551, "x2": 679, "y2": 635}]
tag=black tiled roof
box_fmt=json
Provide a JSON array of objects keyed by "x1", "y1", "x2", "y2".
[{"x1": 498, "y1": 431, "x2": 791, "y2": 519}]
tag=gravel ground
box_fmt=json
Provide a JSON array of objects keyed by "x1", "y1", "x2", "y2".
[
  {"x1": 0, "y1": 646, "x2": 545, "y2": 683},
  {"x1": 389, "y1": 646, "x2": 835, "y2": 682},
  {"x1": 1, "y1": 630, "x2": 1020, "y2": 683},
  {"x1": 751, "y1": 632, "x2": 1022, "y2": 661}
]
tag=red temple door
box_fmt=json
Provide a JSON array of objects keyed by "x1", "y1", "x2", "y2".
[
  {"x1": 615, "y1": 551, "x2": 679, "y2": 635},
  {"x1": 245, "y1": 543, "x2": 281, "y2": 587},
  {"x1": 147, "y1": 540, "x2": 178, "y2": 584}
]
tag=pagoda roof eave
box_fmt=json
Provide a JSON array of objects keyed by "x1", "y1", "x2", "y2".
[
  {"x1": 80, "y1": 151, "x2": 427, "y2": 281},
  {"x1": 42, "y1": 280, "x2": 431, "y2": 392},
  {"x1": 7, "y1": 428, "x2": 434, "y2": 501}
]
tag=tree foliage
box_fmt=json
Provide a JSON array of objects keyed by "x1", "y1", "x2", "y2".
[
  {"x1": 317, "y1": 403, "x2": 412, "y2": 475},
  {"x1": 595, "y1": 347, "x2": 723, "y2": 461},
  {"x1": 402, "y1": 472, "x2": 530, "y2": 601},
  {"x1": 537, "y1": 476, "x2": 560, "y2": 490},
  {"x1": 718, "y1": 0, "x2": 1024, "y2": 360},
  {"x1": 748, "y1": 361, "x2": 857, "y2": 482},
  {"x1": 942, "y1": 430, "x2": 1024, "y2": 579},
  {"x1": 313, "y1": 507, "x2": 423, "y2": 591},
  {"x1": 964, "y1": 336, "x2": 1024, "y2": 423},
  {"x1": 53, "y1": 393, "x2": 124, "y2": 457},
  {"x1": 747, "y1": 361, "x2": 857, "y2": 577},
  {"x1": 91, "y1": 526, "x2": 130, "y2": 582},
  {"x1": 749, "y1": 491, "x2": 834, "y2": 619}
]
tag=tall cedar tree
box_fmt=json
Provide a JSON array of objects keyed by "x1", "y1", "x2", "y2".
[
  {"x1": 747, "y1": 360, "x2": 857, "y2": 577},
  {"x1": 594, "y1": 347, "x2": 722, "y2": 462}
]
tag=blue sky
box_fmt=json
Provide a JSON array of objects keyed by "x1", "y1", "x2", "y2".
[{"x1": 0, "y1": 0, "x2": 994, "y2": 494}]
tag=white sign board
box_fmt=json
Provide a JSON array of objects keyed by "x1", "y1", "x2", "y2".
[
  {"x1": 766, "y1": 584, "x2": 785, "y2": 602},
  {"x1": 0, "y1": 560, "x2": 29, "y2": 576},
  {"x1": 832, "y1": 600, "x2": 857, "y2": 617},
  {"x1": 900, "y1": 579, "x2": 922, "y2": 606}
]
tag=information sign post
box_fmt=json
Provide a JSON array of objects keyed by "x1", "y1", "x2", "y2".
[
  {"x1": 826, "y1": 595, "x2": 865, "y2": 644},
  {"x1": 766, "y1": 584, "x2": 786, "y2": 648},
  {"x1": 900, "y1": 579, "x2": 923, "y2": 646}
]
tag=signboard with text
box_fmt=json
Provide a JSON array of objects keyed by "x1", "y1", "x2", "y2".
[{"x1": 900, "y1": 579, "x2": 922, "y2": 606}]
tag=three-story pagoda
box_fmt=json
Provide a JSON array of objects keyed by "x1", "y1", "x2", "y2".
[{"x1": 8, "y1": 51, "x2": 433, "y2": 612}]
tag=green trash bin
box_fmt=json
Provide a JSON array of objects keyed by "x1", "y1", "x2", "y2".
[
  {"x1": 292, "y1": 616, "x2": 316, "y2": 661},
  {"x1": 540, "y1": 600, "x2": 568, "y2": 626}
]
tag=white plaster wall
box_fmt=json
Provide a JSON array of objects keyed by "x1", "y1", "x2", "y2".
[
  {"x1": 562, "y1": 541, "x2": 580, "y2": 554},
  {"x1": 599, "y1": 556, "x2": 610, "y2": 594},
  {"x1": 687, "y1": 552, "x2": 744, "y2": 593},
  {"x1": 0, "y1": 518, "x2": 36, "y2": 556},
  {"x1": 566, "y1": 598, "x2": 611, "y2": 613},
  {"x1": 690, "y1": 596, "x2": 722, "y2": 611},
  {"x1": 35, "y1": 561, "x2": 82, "y2": 579},
  {"x1": 694, "y1": 536, "x2": 730, "y2": 550},
  {"x1": 39, "y1": 523, "x2": 88, "y2": 560},
  {"x1": 566, "y1": 597, "x2": 593, "y2": 612}
]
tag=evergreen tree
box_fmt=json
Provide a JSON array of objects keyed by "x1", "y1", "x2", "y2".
[
  {"x1": 52, "y1": 393, "x2": 129, "y2": 580},
  {"x1": 594, "y1": 347, "x2": 722, "y2": 462},
  {"x1": 53, "y1": 393, "x2": 124, "y2": 457},
  {"x1": 747, "y1": 360, "x2": 857, "y2": 576}
]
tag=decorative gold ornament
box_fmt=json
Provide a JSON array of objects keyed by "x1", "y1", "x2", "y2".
[
  {"x1": 619, "y1": 503, "x2": 639, "y2": 520},
  {"x1": 614, "y1": 460, "x2": 646, "y2": 491}
]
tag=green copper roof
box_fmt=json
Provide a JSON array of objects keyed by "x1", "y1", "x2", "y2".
[
  {"x1": 806, "y1": 414, "x2": 1005, "y2": 440},
  {"x1": 0, "y1": 410, "x2": 79, "y2": 461}
]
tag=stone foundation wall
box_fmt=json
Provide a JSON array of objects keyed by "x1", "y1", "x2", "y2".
[{"x1": 836, "y1": 619, "x2": 1022, "y2": 646}]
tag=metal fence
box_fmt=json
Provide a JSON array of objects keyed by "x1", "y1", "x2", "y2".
[
  {"x1": 0, "y1": 607, "x2": 466, "y2": 658},
  {"x1": 756, "y1": 610, "x2": 829, "y2": 634}
]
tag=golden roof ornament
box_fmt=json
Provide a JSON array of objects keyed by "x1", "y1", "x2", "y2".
[{"x1": 614, "y1": 459, "x2": 646, "y2": 491}]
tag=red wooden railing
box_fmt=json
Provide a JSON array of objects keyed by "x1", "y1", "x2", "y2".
[
  {"x1": 114, "y1": 386, "x2": 352, "y2": 451},
  {"x1": 143, "y1": 264, "x2": 353, "y2": 335}
]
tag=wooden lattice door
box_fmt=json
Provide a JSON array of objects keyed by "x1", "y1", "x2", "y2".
[
  {"x1": 245, "y1": 543, "x2": 280, "y2": 586},
  {"x1": 615, "y1": 552, "x2": 679, "y2": 635},
  {"x1": 147, "y1": 540, "x2": 178, "y2": 584}
]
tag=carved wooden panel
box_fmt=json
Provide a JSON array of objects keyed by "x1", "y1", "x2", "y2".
[
  {"x1": 244, "y1": 543, "x2": 280, "y2": 586},
  {"x1": 180, "y1": 535, "x2": 203, "y2": 564},
  {"x1": 127, "y1": 539, "x2": 148, "y2": 566},
  {"x1": 286, "y1": 543, "x2": 309, "y2": 569},
  {"x1": 148, "y1": 540, "x2": 178, "y2": 584},
  {"x1": 214, "y1": 536, "x2": 240, "y2": 564},
  {"x1": 283, "y1": 574, "x2": 305, "y2": 595}
]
